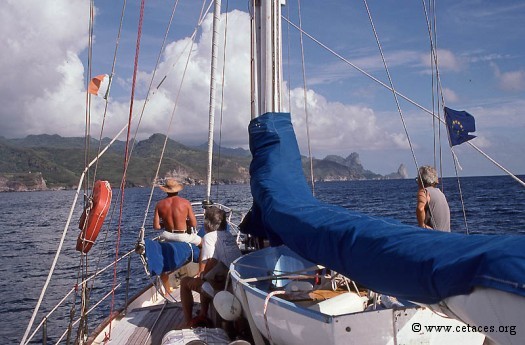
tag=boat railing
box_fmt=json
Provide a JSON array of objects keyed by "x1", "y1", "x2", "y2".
[
  {"x1": 54, "y1": 282, "x2": 124, "y2": 344},
  {"x1": 20, "y1": 126, "x2": 132, "y2": 345},
  {"x1": 23, "y1": 246, "x2": 136, "y2": 345}
]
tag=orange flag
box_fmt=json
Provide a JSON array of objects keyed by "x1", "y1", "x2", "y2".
[{"x1": 88, "y1": 74, "x2": 110, "y2": 98}]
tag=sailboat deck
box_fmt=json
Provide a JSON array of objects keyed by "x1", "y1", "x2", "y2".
[
  {"x1": 108, "y1": 303, "x2": 180, "y2": 345},
  {"x1": 92, "y1": 290, "x2": 202, "y2": 345}
]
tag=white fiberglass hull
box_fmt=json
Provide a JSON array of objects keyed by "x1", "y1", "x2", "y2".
[
  {"x1": 439, "y1": 287, "x2": 525, "y2": 345},
  {"x1": 230, "y1": 246, "x2": 485, "y2": 345}
]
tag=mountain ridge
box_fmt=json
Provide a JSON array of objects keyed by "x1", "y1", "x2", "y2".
[{"x1": 0, "y1": 134, "x2": 407, "y2": 191}]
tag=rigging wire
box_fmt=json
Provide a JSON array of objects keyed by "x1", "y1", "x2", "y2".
[
  {"x1": 128, "y1": 0, "x2": 180, "y2": 153},
  {"x1": 84, "y1": 0, "x2": 95, "y2": 197},
  {"x1": 421, "y1": 0, "x2": 470, "y2": 233},
  {"x1": 421, "y1": 0, "x2": 447, "y2": 232},
  {"x1": 21, "y1": 0, "x2": 211, "y2": 332},
  {"x1": 281, "y1": 16, "x2": 525, "y2": 189},
  {"x1": 107, "y1": 0, "x2": 146, "y2": 339},
  {"x1": 429, "y1": 1, "x2": 438, "y2": 171},
  {"x1": 215, "y1": 0, "x2": 231, "y2": 202},
  {"x1": 126, "y1": 0, "x2": 213, "y2": 193},
  {"x1": 19, "y1": 123, "x2": 127, "y2": 344},
  {"x1": 74, "y1": 1, "x2": 130, "y2": 341},
  {"x1": 21, "y1": 1, "x2": 99, "y2": 343},
  {"x1": 90, "y1": 0, "x2": 128, "y2": 185},
  {"x1": 296, "y1": 0, "x2": 316, "y2": 195},
  {"x1": 123, "y1": 0, "x2": 186, "y2": 253},
  {"x1": 249, "y1": 1, "x2": 256, "y2": 119},
  {"x1": 122, "y1": 0, "x2": 210, "y2": 250},
  {"x1": 361, "y1": 0, "x2": 419, "y2": 175},
  {"x1": 77, "y1": 2, "x2": 97, "y2": 337},
  {"x1": 283, "y1": 0, "x2": 292, "y2": 111},
  {"x1": 132, "y1": 2, "x2": 215, "y2": 298},
  {"x1": 136, "y1": 0, "x2": 212, "y2": 243},
  {"x1": 432, "y1": 0, "x2": 444, "y2": 179}
]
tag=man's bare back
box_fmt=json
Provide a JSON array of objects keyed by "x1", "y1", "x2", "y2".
[
  {"x1": 154, "y1": 195, "x2": 197, "y2": 231},
  {"x1": 154, "y1": 179, "x2": 201, "y2": 293}
]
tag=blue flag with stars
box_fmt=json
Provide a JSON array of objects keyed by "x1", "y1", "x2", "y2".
[{"x1": 444, "y1": 107, "x2": 476, "y2": 146}]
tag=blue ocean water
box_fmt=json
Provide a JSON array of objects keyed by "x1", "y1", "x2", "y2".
[{"x1": 1, "y1": 176, "x2": 524, "y2": 343}]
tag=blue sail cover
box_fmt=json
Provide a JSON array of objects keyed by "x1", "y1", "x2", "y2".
[
  {"x1": 145, "y1": 239, "x2": 200, "y2": 276},
  {"x1": 245, "y1": 112, "x2": 525, "y2": 304}
]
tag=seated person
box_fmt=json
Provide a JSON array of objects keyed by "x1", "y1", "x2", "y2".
[
  {"x1": 153, "y1": 178, "x2": 201, "y2": 293},
  {"x1": 180, "y1": 206, "x2": 242, "y2": 327}
]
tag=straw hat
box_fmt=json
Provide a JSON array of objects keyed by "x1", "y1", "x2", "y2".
[{"x1": 159, "y1": 179, "x2": 184, "y2": 193}]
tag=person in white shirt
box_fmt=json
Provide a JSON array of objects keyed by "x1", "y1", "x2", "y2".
[{"x1": 179, "y1": 206, "x2": 242, "y2": 327}]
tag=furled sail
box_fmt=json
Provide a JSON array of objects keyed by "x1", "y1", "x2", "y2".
[{"x1": 244, "y1": 112, "x2": 525, "y2": 304}]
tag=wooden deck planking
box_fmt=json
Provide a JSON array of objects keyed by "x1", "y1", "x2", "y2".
[
  {"x1": 149, "y1": 306, "x2": 183, "y2": 344},
  {"x1": 127, "y1": 306, "x2": 166, "y2": 345},
  {"x1": 96, "y1": 289, "x2": 205, "y2": 345},
  {"x1": 106, "y1": 310, "x2": 149, "y2": 345},
  {"x1": 122, "y1": 291, "x2": 201, "y2": 345}
]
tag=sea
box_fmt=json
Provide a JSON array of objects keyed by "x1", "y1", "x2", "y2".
[{"x1": 1, "y1": 176, "x2": 524, "y2": 344}]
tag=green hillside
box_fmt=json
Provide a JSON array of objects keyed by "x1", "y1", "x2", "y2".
[
  {"x1": 0, "y1": 134, "x2": 251, "y2": 188},
  {"x1": 0, "y1": 134, "x2": 401, "y2": 190}
]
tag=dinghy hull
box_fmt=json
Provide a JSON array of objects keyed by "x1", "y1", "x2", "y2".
[{"x1": 230, "y1": 246, "x2": 485, "y2": 345}]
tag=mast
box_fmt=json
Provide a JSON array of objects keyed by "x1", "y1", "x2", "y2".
[
  {"x1": 252, "y1": 0, "x2": 284, "y2": 117},
  {"x1": 205, "y1": 0, "x2": 222, "y2": 204}
]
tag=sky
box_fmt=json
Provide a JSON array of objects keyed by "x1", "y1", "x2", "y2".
[{"x1": 1, "y1": 0, "x2": 524, "y2": 178}]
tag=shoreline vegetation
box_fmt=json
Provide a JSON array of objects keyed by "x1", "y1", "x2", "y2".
[{"x1": 0, "y1": 134, "x2": 407, "y2": 192}]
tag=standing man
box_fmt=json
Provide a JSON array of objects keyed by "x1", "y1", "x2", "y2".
[
  {"x1": 154, "y1": 178, "x2": 201, "y2": 293},
  {"x1": 416, "y1": 165, "x2": 451, "y2": 232}
]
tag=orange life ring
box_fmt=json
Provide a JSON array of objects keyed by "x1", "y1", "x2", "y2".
[{"x1": 77, "y1": 180, "x2": 112, "y2": 253}]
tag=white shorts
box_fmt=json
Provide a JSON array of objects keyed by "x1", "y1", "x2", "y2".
[{"x1": 160, "y1": 230, "x2": 201, "y2": 246}]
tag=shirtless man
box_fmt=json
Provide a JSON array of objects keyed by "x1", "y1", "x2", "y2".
[{"x1": 153, "y1": 178, "x2": 201, "y2": 293}]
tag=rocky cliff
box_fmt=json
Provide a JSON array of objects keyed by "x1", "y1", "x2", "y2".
[
  {"x1": 0, "y1": 172, "x2": 48, "y2": 192},
  {"x1": 312, "y1": 153, "x2": 382, "y2": 181},
  {"x1": 383, "y1": 164, "x2": 409, "y2": 179}
]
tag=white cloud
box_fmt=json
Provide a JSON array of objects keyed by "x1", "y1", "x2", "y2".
[
  {"x1": 469, "y1": 100, "x2": 525, "y2": 128},
  {"x1": 123, "y1": 9, "x2": 253, "y2": 148},
  {"x1": 491, "y1": 63, "x2": 525, "y2": 92},
  {"x1": 0, "y1": 3, "x2": 432, "y2": 163},
  {"x1": 420, "y1": 49, "x2": 463, "y2": 72},
  {"x1": 468, "y1": 135, "x2": 490, "y2": 148},
  {"x1": 308, "y1": 49, "x2": 422, "y2": 87},
  {"x1": 497, "y1": 70, "x2": 525, "y2": 92},
  {"x1": 442, "y1": 88, "x2": 459, "y2": 103},
  {"x1": 287, "y1": 88, "x2": 406, "y2": 158},
  {"x1": 0, "y1": 1, "x2": 89, "y2": 138},
  {"x1": 1, "y1": 2, "x2": 522, "y2": 177},
  {"x1": 24, "y1": 53, "x2": 88, "y2": 135}
]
